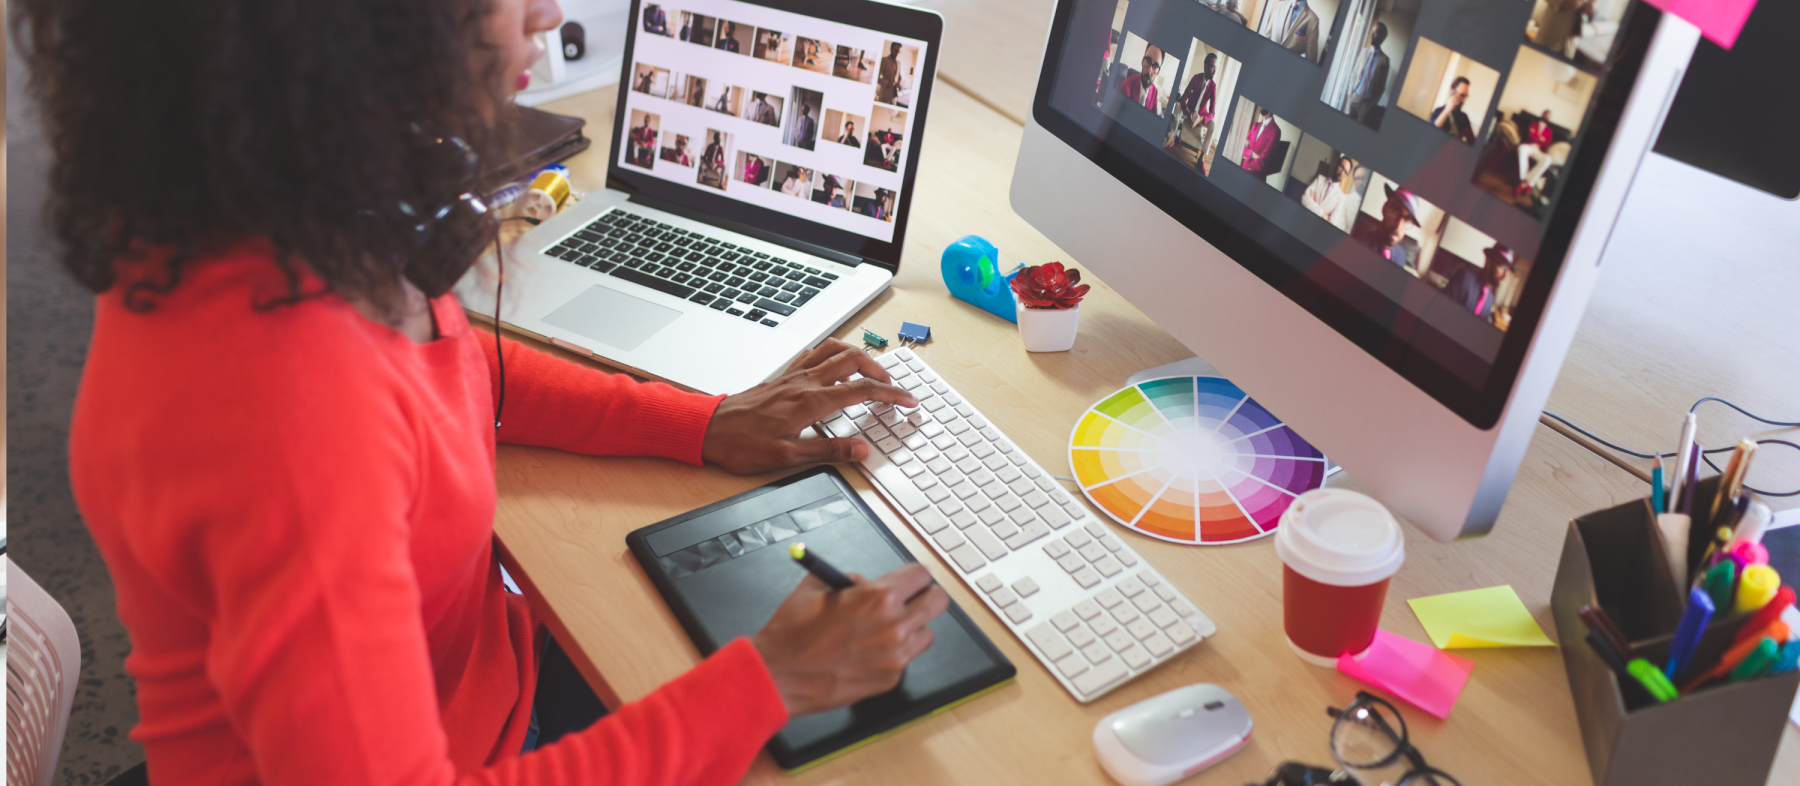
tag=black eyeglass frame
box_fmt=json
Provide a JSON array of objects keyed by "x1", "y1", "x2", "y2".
[{"x1": 1325, "y1": 692, "x2": 1461, "y2": 786}]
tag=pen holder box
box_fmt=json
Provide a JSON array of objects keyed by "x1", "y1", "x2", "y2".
[{"x1": 1552, "y1": 477, "x2": 1799, "y2": 786}]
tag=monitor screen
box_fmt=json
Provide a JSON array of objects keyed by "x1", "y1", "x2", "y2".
[
  {"x1": 1032, "y1": 0, "x2": 1657, "y2": 427},
  {"x1": 615, "y1": 0, "x2": 930, "y2": 248}
]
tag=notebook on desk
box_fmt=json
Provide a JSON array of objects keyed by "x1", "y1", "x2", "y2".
[{"x1": 625, "y1": 466, "x2": 1015, "y2": 770}]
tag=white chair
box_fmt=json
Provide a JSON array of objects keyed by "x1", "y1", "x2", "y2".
[{"x1": 7, "y1": 558, "x2": 83, "y2": 786}]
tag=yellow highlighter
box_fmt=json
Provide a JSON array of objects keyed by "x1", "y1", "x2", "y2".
[{"x1": 1736, "y1": 565, "x2": 1781, "y2": 615}]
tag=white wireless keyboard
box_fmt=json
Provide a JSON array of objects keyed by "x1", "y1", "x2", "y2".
[{"x1": 816, "y1": 347, "x2": 1217, "y2": 702}]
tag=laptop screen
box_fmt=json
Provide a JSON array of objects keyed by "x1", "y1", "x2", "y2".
[{"x1": 615, "y1": 0, "x2": 933, "y2": 251}]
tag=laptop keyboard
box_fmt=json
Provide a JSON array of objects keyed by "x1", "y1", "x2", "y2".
[{"x1": 539, "y1": 209, "x2": 842, "y2": 327}]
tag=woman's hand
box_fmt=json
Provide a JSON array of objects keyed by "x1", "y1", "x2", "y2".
[
  {"x1": 702, "y1": 338, "x2": 918, "y2": 474},
  {"x1": 752, "y1": 563, "x2": 951, "y2": 716}
]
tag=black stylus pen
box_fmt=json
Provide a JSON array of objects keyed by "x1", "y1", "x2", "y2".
[{"x1": 789, "y1": 542, "x2": 855, "y2": 590}]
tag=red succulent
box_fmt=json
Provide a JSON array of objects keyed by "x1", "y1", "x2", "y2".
[{"x1": 1010, "y1": 262, "x2": 1090, "y2": 310}]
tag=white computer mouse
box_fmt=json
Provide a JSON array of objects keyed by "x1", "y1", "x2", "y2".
[{"x1": 1093, "y1": 683, "x2": 1253, "y2": 786}]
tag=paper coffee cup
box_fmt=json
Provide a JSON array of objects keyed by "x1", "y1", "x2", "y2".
[{"x1": 1274, "y1": 488, "x2": 1405, "y2": 666}]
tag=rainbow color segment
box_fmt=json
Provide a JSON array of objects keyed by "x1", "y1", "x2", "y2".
[{"x1": 1068, "y1": 376, "x2": 1326, "y2": 544}]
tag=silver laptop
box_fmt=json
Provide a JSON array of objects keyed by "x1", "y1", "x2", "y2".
[{"x1": 458, "y1": 0, "x2": 943, "y2": 395}]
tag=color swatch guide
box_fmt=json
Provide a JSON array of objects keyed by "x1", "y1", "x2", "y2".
[{"x1": 1069, "y1": 377, "x2": 1326, "y2": 544}]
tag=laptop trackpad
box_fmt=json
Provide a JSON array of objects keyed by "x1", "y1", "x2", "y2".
[{"x1": 542, "y1": 285, "x2": 681, "y2": 352}]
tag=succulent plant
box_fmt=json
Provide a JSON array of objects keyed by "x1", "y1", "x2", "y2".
[{"x1": 1010, "y1": 261, "x2": 1090, "y2": 310}]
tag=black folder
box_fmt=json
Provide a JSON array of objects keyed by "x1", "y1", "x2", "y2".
[{"x1": 625, "y1": 466, "x2": 1015, "y2": 770}]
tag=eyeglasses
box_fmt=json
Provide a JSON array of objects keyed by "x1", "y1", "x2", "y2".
[
  {"x1": 1325, "y1": 692, "x2": 1461, "y2": 786},
  {"x1": 1252, "y1": 694, "x2": 1462, "y2": 786}
]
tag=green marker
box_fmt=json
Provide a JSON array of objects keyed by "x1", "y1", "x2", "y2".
[
  {"x1": 1730, "y1": 638, "x2": 1780, "y2": 682},
  {"x1": 1627, "y1": 658, "x2": 1679, "y2": 703},
  {"x1": 1703, "y1": 561, "x2": 1737, "y2": 611}
]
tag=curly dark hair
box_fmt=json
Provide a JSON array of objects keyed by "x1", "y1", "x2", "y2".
[{"x1": 15, "y1": 0, "x2": 511, "y2": 318}]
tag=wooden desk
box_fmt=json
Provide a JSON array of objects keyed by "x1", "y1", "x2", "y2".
[{"x1": 489, "y1": 76, "x2": 1800, "y2": 784}]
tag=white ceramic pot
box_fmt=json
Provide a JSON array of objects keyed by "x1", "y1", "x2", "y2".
[{"x1": 1017, "y1": 303, "x2": 1081, "y2": 352}]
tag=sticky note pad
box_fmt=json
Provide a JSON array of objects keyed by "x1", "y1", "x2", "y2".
[
  {"x1": 1642, "y1": 0, "x2": 1760, "y2": 49},
  {"x1": 1337, "y1": 629, "x2": 1474, "y2": 719},
  {"x1": 1407, "y1": 586, "x2": 1554, "y2": 649}
]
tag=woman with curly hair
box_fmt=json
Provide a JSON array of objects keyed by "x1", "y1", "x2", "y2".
[{"x1": 17, "y1": 0, "x2": 947, "y2": 782}]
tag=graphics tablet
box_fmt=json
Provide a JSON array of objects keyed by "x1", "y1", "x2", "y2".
[{"x1": 625, "y1": 465, "x2": 1015, "y2": 770}]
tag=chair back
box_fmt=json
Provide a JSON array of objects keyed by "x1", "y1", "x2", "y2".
[{"x1": 6, "y1": 559, "x2": 83, "y2": 786}]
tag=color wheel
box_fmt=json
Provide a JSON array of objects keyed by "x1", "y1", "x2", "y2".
[{"x1": 1068, "y1": 376, "x2": 1326, "y2": 545}]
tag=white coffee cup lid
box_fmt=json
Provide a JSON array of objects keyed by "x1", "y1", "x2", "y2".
[{"x1": 1275, "y1": 488, "x2": 1405, "y2": 587}]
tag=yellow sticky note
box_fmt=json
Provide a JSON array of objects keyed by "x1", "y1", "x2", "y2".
[{"x1": 1407, "y1": 586, "x2": 1554, "y2": 649}]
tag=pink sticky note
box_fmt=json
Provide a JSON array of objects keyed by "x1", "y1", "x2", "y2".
[
  {"x1": 1642, "y1": 0, "x2": 1760, "y2": 49},
  {"x1": 1336, "y1": 629, "x2": 1474, "y2": 719}
]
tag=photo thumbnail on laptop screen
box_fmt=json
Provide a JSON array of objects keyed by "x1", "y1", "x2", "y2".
[
  {"x1": 1045, "y1": 0, "x2": 1641, "y2": 391},
  {"x1": 623, "y1": 0, "x2": 929, "y2": 244}
]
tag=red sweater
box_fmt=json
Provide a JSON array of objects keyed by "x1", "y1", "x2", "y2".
[{"x1": 68, "y1": 242, "x2": 789, "y2": 784}]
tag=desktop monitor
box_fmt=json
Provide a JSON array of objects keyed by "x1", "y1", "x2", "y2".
[{"x1": 1011, "y1": 0, "x2": 1698, "y2": 541}]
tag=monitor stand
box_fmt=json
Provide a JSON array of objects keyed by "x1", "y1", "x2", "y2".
[{"x1": 1128, "y1": 357, "x2": 1341, "y2": 478}]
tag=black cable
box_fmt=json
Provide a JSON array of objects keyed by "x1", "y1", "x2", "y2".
[
  {"x1": 492, "y1": 216, "x2": 539, "y2": 430},
  {"x1": 1543, "y1": 398, "x2": 1800, "y2": 497}
]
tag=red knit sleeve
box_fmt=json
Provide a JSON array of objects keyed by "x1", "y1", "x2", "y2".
[
  {"x1": 481, "y1": 334, "x2": 725, "y2": 465},
  {"x1": 135, "y1": 352, "x2": 784, "y2": 786}
]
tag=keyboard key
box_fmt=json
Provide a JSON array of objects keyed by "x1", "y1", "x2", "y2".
[
  {"x1": 1148, "y1": 606, "x2": 1179, "y2": 629},
  {"x1": 1072, "y1": 658, "x2": 1129, "y2": 697},
  {"x1": 1170, "y1": 599, "x2": 1198, "y2": 618},
  {"x1": 923, "y1": 484, "x2": 952, "y2": 504},
  {"x1": 1004, "y1": 603, "x2": 1033, "y2": 624},
  {"x1": 1057, "y1": 553, "x2": 1085, "y2": 574},
  {"x1": 865, "y1": 445, "x2": 930, "y2": 514},
  {"x1": 1055, "y1": 652, "x2": 1089, "y2": 679},
  {"x1": 743, "y1": 309, "x2": 766, "y2": 321},
  {"x1": 824, "y1": 416, "x2": 858, "y2": 438},
  {"x1": 1005, "y1": 522, "x2": 1049, "y2": 549},
  {"x1": 1041, "y1": 506, "x2": 1073, "y2": 528},
  {"x1": 1166, "y1": 621, "x2": 1198, "y2": 646},
  {"x1": 688, "y1": 293, "x2": 715, "y2": 306},
  {"x1": 1077, "y1": 542, "x2": 1106, "y2": 562},
  {"x1": 932, "y1": 528, "x2": 966, "y2": 551},
  {"x1": 1142, "y1": 632, "x2": 1175, "y2": 658},
  {"x1": 1021, "y1": 489, "x2": 1052, "y2": 509},
  {"x1": 1127, "y1": 619, "x2": 1158, "y2": 640},
  {"x1": 1098, "y1": 534, "x2": 1123, "y2": 552},
  {"x1": 990, "y1": 520, "x2": 1019, "y2": 541},
  {"x1": 1028, "y1": 623, "x2": 1073, "y2": 661},
  {"x1": 755, "y1": 298, "x2": 797, "y2": 316},
  {"x1": 916, "y1": 510, "x2": 951, "y2": 534},
  {"x1": 1088, "y1": 614, "x2": 1118, "y2": 637},
  {"x1": 726, "y1": 308, "x2": 745, "y2": 317},
  {"x1": 949, "y1": 509, "x2": 977, "y2": 529},
  {"x1": 1073, "y1": 600, "x2": 1103, "y2": 620},
  {"x1": 1131, "y1": 592, "x2": 1161, "y2": 613},
  {"x1": 1066, "y1": 530, "x2": 1092, "y2": 548},
  {"x1": 945, "y1": 542, "x2": 987, "y2": 573},
  {"x1": 1072, "y1": 566, "x2": 1102, "y2": 588},
  {"x1": 989, "y1": 587, "x2": 1018, "y2": 607},
  {"x1": 967, "y1": 527, "x2": 1007, "y2": 560},
  {"x1": 1120, "y1": 644, "x2": 1152, "y2": 670},
  {"x1": 1052, "y1": 611, "x2": 1081, "y2": 632},
  {"x1": 1115, "y1": 578, "x2": 1146, "y2": 598},
  {"x1": 735, "y1": 292, "x2": 757, "y2": 304},
  {"x1": 1104, "y1": 630, "x2": 1135, "y2": 653},
  {"x1": 875, "y1": 436, "x2": 904, "y2": 454},
  {"x1": 612, "y1": 266, "x2": 697, "y2": 299},
  {"x1": 1154, "y1": 584, "x2": 1178, "y2": 602},
  {"x1": 1096, "y1": 589, "x2": 1125, "y2": 609},
  {"x1": 1093, "y1": 556, "x2": 1123, "y2": 577},
  {"x1": 1081, "y1": 641, "x2": 1112, "y2": 665},
  {"x1": 1012, "y1": 577, "x2": 1039, "y2": 598},
  {"x1": 1111, "y1": 604, "x2": 1140, "y2": 625},
  {"x1": 1067, "y1": 626, "x2": 1097, "y2": 649},
  {"x1": 1044, "y1": 539, "x2": 1071, "y2": 559},
  {"x1": 976, "y1": 574, "x2": 1004, "y2": 593},
  {"x1": 1117, "y1": 550, "x2": 1139, "y2": 567},
  {"x1": 995, "y1": 465, "x2": 1022, "y2": 483}
]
